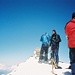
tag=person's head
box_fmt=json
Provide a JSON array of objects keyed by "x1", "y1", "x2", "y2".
[
  {"x1": 44, "y1": 32, "x2": 48, "y2": 36},
  {"x1": 72, "y1": 12, "x2": 75, "y2": 19},
  {"x1": 52, "y1": 30, "x2": 56, "y2": 35},
  {"x1": 45, "y1": 32, "x2": 47, "y2": 35}
]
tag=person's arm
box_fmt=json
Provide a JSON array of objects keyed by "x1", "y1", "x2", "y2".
[
  {"x1": 58, "y1": 35, "x2": 61, "y2": 42},
  {"x1": 40, "y1": 35, "x2": 42, "y2": 41},
  {"x1": 49, "y1": 36, "x2": 52, "y2": 46},
  {"x1": 65, "y1": 24, "x2": 69, "y2": 39}
]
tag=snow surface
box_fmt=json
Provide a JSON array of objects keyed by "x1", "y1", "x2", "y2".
[
  {"x1": 7, "y1": 56, "x2": 71, "y2": 75},
  {"x1": 0, "y1": 64, "x2": 7, "y2": 70}
]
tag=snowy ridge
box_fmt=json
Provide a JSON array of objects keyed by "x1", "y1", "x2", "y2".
[{"x1": 7, "y1": 57, "x2": 71, "y2": 75}]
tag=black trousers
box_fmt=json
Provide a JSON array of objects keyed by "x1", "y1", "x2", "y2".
[
  {"x1": 39, "y1": 44, "x2": 48, "y2": 61},
  {"x1": 70, "y1": 48, "x2": 75, "y2": 63}
]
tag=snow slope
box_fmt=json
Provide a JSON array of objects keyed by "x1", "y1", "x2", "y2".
[{"x1": 7, "y1": 57, "x2": 71, "y2": 75}]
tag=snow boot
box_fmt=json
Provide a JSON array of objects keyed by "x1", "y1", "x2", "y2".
[
  {"x1": 68, "y1": 65, "x2": 71, "y2": 69},
  {"x1": 71, "y1": 63, "x2": 75, "y2": 75}
]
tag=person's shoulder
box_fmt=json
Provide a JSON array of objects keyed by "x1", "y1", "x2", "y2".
[
  {"x1": 56, "y1": 34, "x2": 59, "y2": 36},
  {"x1": 41, "y1": 34, "x2": 45, "y2": 37},
  {"x1": 56, "y1": 34, "x2": 60, "y2": 37},
  {"x1": 65, "y1": 20, "x2": 72, "y2": 29},
  {"x1": 66, "y1": 20, "x2": 72, "y2": 25}
]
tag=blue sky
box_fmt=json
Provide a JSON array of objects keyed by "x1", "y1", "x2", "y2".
[{"x1": 0, "y1": 0, "x2": 75, "y2": 66}]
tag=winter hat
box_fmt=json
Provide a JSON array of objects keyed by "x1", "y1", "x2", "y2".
[
  {"x1": 52, "y1": 30, "x2": 56, "y2": 34},
  {"x1": 72, "y1": 12, "x2": 75, "y2": 19}
]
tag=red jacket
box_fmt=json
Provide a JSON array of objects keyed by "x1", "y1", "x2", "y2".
[{"x1": 65, "y1": 19, "x2": 75, "y2": 48}]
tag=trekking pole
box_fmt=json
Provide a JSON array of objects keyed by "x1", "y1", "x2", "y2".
[{"x1": 51, "y1": 56, "x2": 57, "y2": 75}]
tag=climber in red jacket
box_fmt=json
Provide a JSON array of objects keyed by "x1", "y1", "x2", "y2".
[{"x1": 65, "y1": 12, "x2": 75, "y2": 75}]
